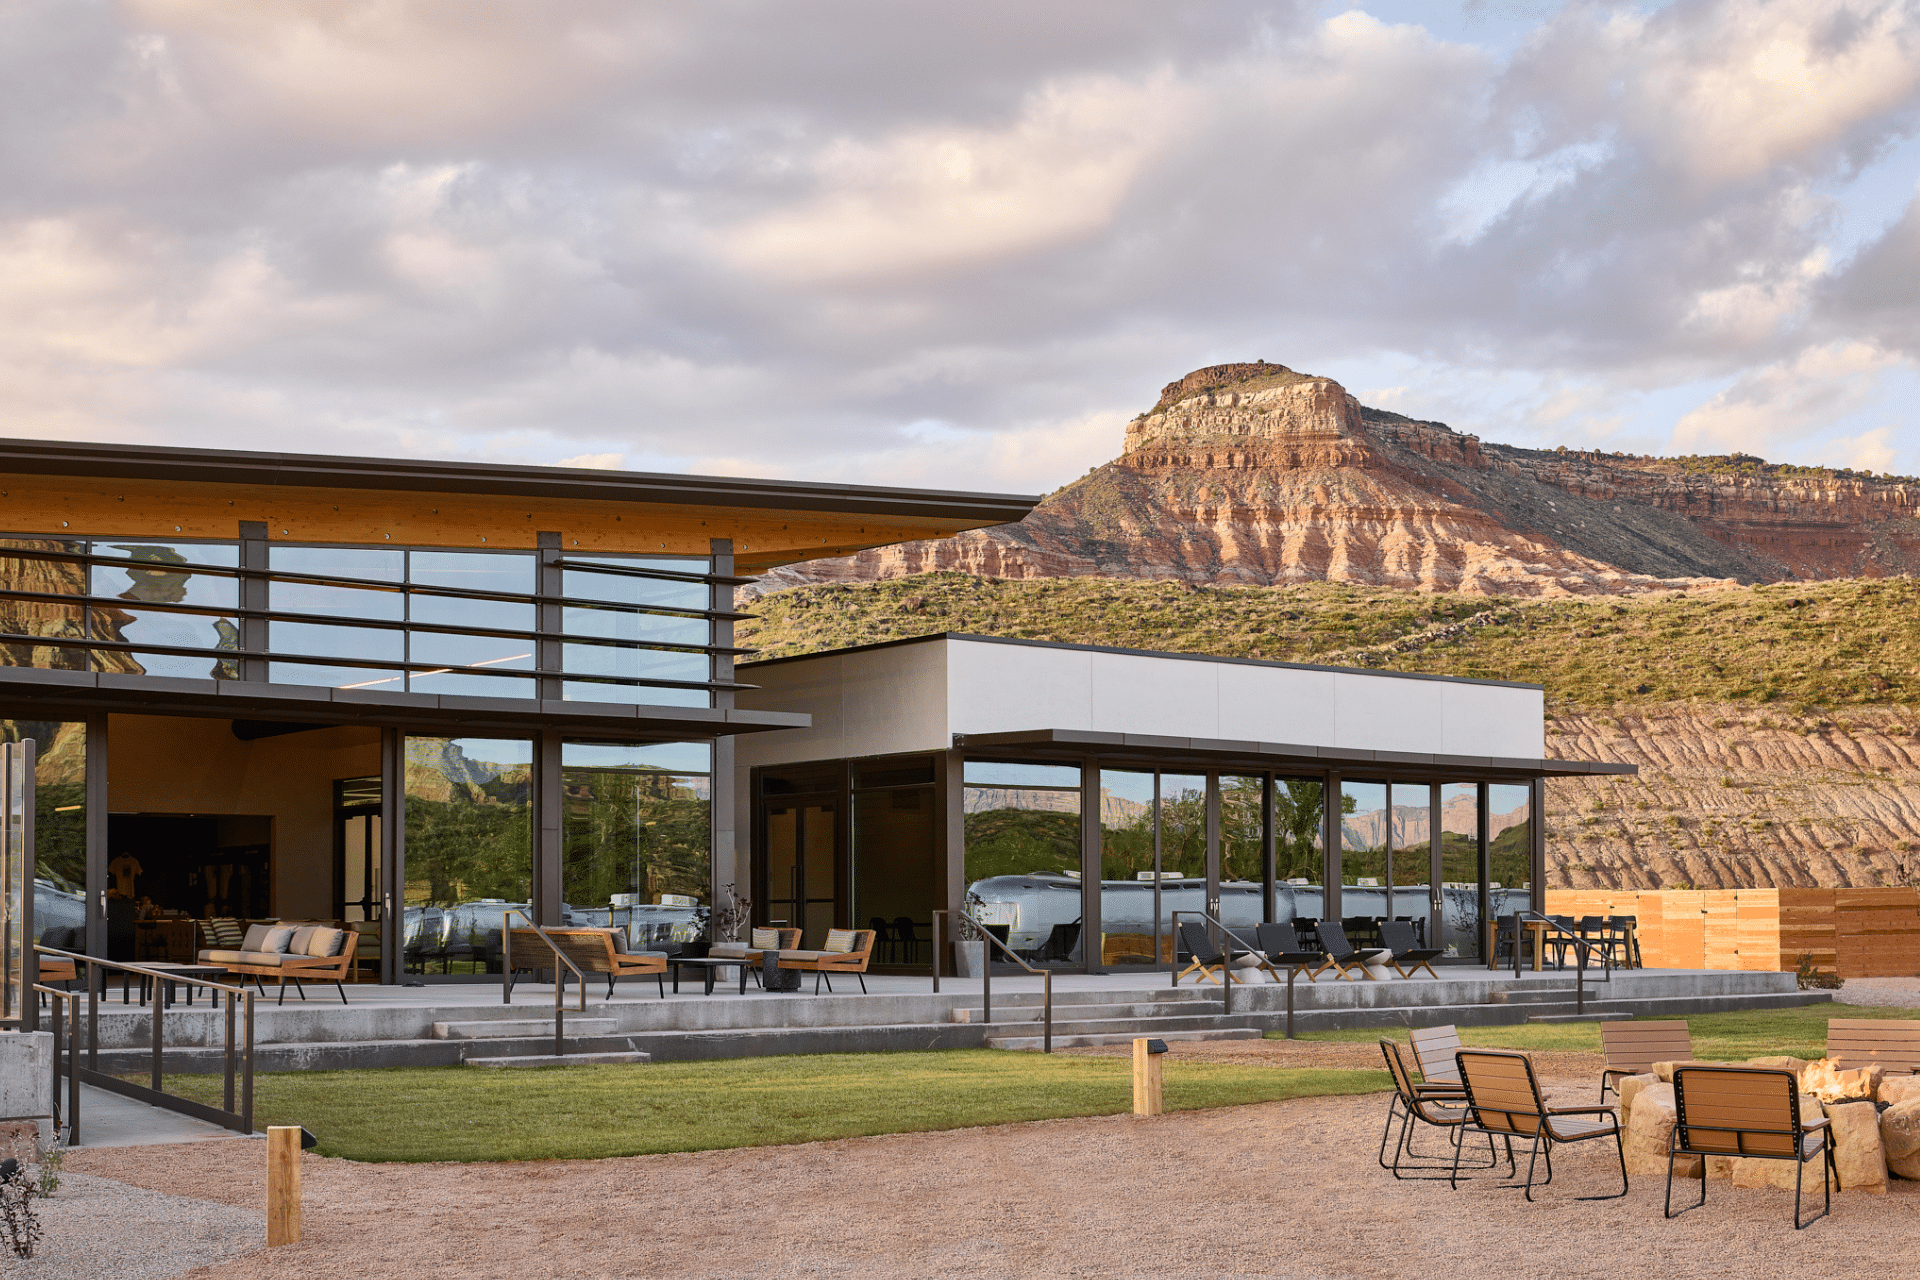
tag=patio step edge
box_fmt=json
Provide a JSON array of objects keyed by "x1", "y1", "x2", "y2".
[
  {"x1": 986, "y1": 1029, "x2": 1262, "y2": 1051},
  {"x1": 465, "y1": 1051, "x2": 653, "y2": 1068}
]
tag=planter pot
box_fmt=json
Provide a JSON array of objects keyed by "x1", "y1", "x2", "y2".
[{"x1": 953, "y1": 940, "x2": 986, "y2": 978}]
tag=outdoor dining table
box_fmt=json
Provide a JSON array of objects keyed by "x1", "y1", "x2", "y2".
[{"x1": 1485, "y1": 918, "x2": 1554, "y2": 971}]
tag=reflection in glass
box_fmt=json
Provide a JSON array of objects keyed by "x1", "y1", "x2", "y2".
[
  {"x1": 963, "y1": 760, "x2": 1082, "y2": 963},
  {"x1": 1221, "y1": 776, "x2": 1263, "y2": 884},
  {"x1": 1159, "y1": 774, "x2": 1207, "y2": 879},
  {"x1": 408, "y1": 552, "x2": 534, "y2": 630},
  {"x1": 563, "y1": 560, "x2": 707, "y2": 612},
  {"x1": 1389, "y1": 783, "x2": 1434, "y2": 946},
  {"x1": 562, "y1": 605, "x2": 706, "y2": 647},
  {"x1": 0, "y1": 539, "x2": 91, "y2": 674},
  {"x1": 765, "y1": 801, "x2": 836, "y2": 946},
  {"x1": 0, "y1": 720, "x2": 86, "y2": 937},
  {"x1": 403, "y1": 737, "x2": 533, "y2": 966},
  {"x1": 407, "y1": 631, "x2": 535, "y2": 699},
  {"x1": 270, "y1": 546, "x2": 404, "y2": 619},
  {"x1": 1341, "y1": 781, "x2": 1387, "y2": 888},
  {"x1": 1488, "y1": 783, "x2": 1533, "y2": 900},
  {"x1": 1439, "y1": 782, "x2": 1482, "y2": 959},
  {"x1": 270, "y1": 620, "x2": 405, "y2": 690},
  {"x1": 1098, "y1": 770, "x2": 1162, "y2": 966},
  {"x1": 89, "y1": 542, "x2": 241, "y2": 680},
  {"x1": 562, "y1": 739, "x2": 712, "y2": 952},
  {"x1": 1273, "y1": 778, "x2": 1325, "y2": 887}
]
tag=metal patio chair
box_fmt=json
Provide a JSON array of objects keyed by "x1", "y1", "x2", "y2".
[
  {"x1": 1667, "y1": 1066, "x2": 1834, "y2": 1229},
  {"x1": 1378, "y1": 1039, "x2": 1505, "y2": 1180},
  {"x1": 1452, "y1": 1049, "x2": 1628, "y2": 1202}
]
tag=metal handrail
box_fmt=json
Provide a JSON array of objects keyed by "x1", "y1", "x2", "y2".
[
  {"x1": 500, "y1": 910, "x2": 588, "y2": 1057},
  {"x1": 929, "y1": 909, "x2": 1053, "y2": 1053},
  {"x1": 31, "y1": 946, "x2": 255, "y2": 1146},
  {"x1": 1503, "y1": 911, "x2": 1613, "y2": 1015}
]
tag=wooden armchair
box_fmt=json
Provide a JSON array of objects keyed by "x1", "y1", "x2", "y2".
[
  {"x1": 507, "y1": 927, "x2": 667, "y2": 999},
  {"x1": 1599, "y1": 1018, "x2": 1694, "y2": 1102},
  {"x1": 774, "y1": 929, "x2": 876, "y2": 994},
  {"x1": 1668, "y1": 1066, "x2": 1834, "y2": 1229},
  {"x1": 1826, "y1": 1017, "x2": 1920, "y2": 1075}
]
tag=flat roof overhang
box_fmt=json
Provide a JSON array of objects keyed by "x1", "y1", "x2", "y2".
[
  {"x1": 0, "y1": 667, "x2": 810, "y2": 741},
  {"x1": 951, "y1": 728, "x2": 1636, "y2": 781},
  {"x1": 0, "y1": 437, "x2": 1038, "y2": 528}
]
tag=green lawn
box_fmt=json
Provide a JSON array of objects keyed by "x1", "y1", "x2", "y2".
[
  {"x1": 159, "y1": 1049, "x2": 1388, "y2": 1163},
  {"x1": 1268, "y1": 1001, "x2": 1920, "y2": 1063}
]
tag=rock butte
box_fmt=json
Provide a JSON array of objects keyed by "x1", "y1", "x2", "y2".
[{"x1": 765, "y1": 362, "x2": 1920, "y2": 597}]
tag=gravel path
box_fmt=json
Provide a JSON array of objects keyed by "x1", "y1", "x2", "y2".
[
  {"x1": 0, "y1": 1171, "x2": 261, "y2": 1280},
  {"x1": 63, "y1": 1073, "x2": 1918, "y2": 1280},
  {"x1": 1836, "y1": 977, "x2": 1920, "y2": 1008}
]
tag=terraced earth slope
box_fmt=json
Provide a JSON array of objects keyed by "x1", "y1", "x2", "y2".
[
  {"x1": 737, "y1": 573, "x2": 1920, "y2": 891},
  {"x1": 762, "y1": 362, "x2": 1920, "y2": 597}
]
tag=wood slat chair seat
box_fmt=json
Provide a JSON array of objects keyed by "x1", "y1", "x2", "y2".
[
  {"x1": 773, "y1": 929, "x2": 877, "y2": 994},
  {"x1": 508, "y1": 928, "x2": 667, "y2": 999},
  {"x1": 1668, "y1": 1066, "x2": 1834, "y2": 1229},
  {"x1": 1377, "y1": 1038, "x2": 1506, "y2": 1180},
  {"x1": 1409, "y1": 1025, "x2": 1464, "y2": 1088},
  {"x1": 1826, "y1": 1018, "x2": 1920, "y2": 1074},
  {"x1": 1599, "y1": 1019, "x2": 1694, "y2": 1101},
  {"x1": 1453, "y1": 1049, "x2": 1628, "y2": 1202}
]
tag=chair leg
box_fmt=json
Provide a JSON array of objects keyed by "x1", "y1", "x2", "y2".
[
  {"x1": 656, "y1": 973, "x2": 665, "y2": 999},
  {"x1": 334, "y1": 980, "x2": 347, "y2": 1006}
]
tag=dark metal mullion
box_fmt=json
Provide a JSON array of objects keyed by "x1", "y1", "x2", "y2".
[
  {"x1": 536, "y1": 533, "x2": 562, "y2": 704},
  {"x1": 0, "y1": 626, "x2": 746, "y2": 664}
]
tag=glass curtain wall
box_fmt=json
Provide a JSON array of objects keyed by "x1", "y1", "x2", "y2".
[
  {"x1": 1389, "y1": 783, "x2": 1435, "y2": 949},
  {"x1": 1488, "y1": 783, "x2": 1534, "y2": 921},
  {"x1": 1098, "y1": 769, "x2": 1162, "y2": 966},
  {"x1": 1339, "y1": 781, "x2": 1389, "y2": 946},
  {"x1": 1219, "y1": 775, "x2": 1264, "y2": 936},
  {"x1": 1273, "y1": 778, "x2": 1326, "y2": 929},
  {"x1": 962, "y1": 761, "x2": 1082, "y2": 966},
  {"x1": 0, "y1": 720, "x2": 85, "y2": 936},
  {"x1": 851, "y1": 758, "x2": 936, "y2": 968},
  {"x1": 403, "y1": 737, "x2": 532, "y2": 974},
  {"x1": 561, "y1": 556, "x2": 711, "y2": 708},
  {"x1": 561, "y1": 740, "x2": 712, "y2": 954},
  {"x1": 1438, "y1": 781, "x2": 1482, "y2": 960}
]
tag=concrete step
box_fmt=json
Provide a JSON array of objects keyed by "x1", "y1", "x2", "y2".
[
  {"x1": 1528, "y1": 1013, "x2": 1633, "y2": 1023},
  {"x1": 432, "y1": 1018, "x2": 619, "y2": 1040},
  {"x1": 987, "y1": 1028, "x2": 1262, "y2": 1051},
  {"x1": 951, "y1": 1000, "x2": 1224, "y2": 1025},
  {"x1": 977, "y1": 1014, "x2": 1265, "y2": 1039},
  {"x1": 467, "y1": 1051, "x2": 652, "y2": 1068},
  {"x1": 457, "y1": 1033, "x2": 642, "y2": 1058}
]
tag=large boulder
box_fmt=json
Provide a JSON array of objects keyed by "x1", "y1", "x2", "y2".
[
  {"x1": 1825, "y1": 1101, "x2": 1888, "y2": 1195},
  {"x1": 1801, "y1": 1057, "x2": 1883, "y2": 1104},
  {"x1": 1877, "y1": 1075, "x2": 1920, "y2": 1107},
  {"x1": 1745, "y1": 1055, "x2": 1813, "y2": 1080},
  {"x1": 1624, "y1": 1083, "x2": 1700, "y2": 1179},
  {"x1": 1617, "y1": 1073, "x2": 1659, "y2": 1128},
  {"x1": 1881, "y1": 1099, "x2": 1920, "y2": 1180}
]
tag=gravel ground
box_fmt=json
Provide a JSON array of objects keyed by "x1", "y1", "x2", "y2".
[
  {"x1": 63, "y1": 1071, "x2": 1917, "y2": 1280},
  {"x1": 1836, "y1": 977, "x2": 1920, "y2": 1008},
  {"x1": 0, "y1": 1172, "x2": 262, "y2": 1280}
]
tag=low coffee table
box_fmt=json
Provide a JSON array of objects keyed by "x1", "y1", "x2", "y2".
[
  {"x1": 666, "y1": 956, "x2": 751, "y2": 996},
  {"x1": 127, "y1": 962, "x2": 230, "y2": 1008}
]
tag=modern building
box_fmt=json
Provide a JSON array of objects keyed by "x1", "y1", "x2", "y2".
[
  {"x1": 734, "y1": 634, "x2": 1634, "y2": 970},
  {"x1": 0, "y1": 437, "x2": 1033, "y2": 988}
]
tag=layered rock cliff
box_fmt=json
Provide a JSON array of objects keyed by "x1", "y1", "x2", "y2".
[{"x1": 761, "y1": 362, "x2": 1920, "y2": 597}]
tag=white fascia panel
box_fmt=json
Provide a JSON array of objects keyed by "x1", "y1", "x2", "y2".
[
  {"x1": 1087, "y1": 651, "x2": 1220, "y2": 737},
  {"x1": 1331, "y1": 671, "x2": 1445, "y2": 754},
  {"x1": 1216, "y1": 664, "x2": 1337, "y2": 746},
  {"x1": 946, "y1": 640, "x2": 1093, "y2": 737},
  {"x1": 1439, "y1": 681, "x2": 1544, "y2": 759}
]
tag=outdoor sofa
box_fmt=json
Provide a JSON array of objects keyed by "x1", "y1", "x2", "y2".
[
  {"x1": 199, "y1": 922, "x2": 356, "y2": 1004},
  {"x1": 504, "y1": 926, "x2": 668, "y2": 998}
]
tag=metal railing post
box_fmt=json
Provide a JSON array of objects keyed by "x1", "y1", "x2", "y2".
[
  {"x1": 151, "y1": 979, "x2": 164, "y2": 1093},
  {"x1": 1041, "y1": 971, "x2": 1051, "y2": 1054},
  {"x1": 86, "y1": 958, "x2": 97, "y2": 1070},
  {"x1": 931, "y1": 913, "x2": 942, "y2": 993},
  {"x1": 943, "y1": 907, "x2": 1054, "y2": 1052},
  {"x1": 225, "y1": 994, "x2": 236, "y2": 1116},
  {"x1": 982, "y1": 929, "x2": 991, "y2": 1025},
  {"x1": 242, "y1": 992, "x2": 255, "y2": 1135},
  {"x1": 67, "y1": 992, "x2": 79, "y2": 1146}
]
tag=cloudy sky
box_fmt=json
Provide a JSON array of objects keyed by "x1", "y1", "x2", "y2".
[{"x1": 5, "y1": 0, "x2": 1919, "y2": 494}]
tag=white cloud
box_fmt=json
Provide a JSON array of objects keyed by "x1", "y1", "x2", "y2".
[
  {"x1": 1670, "y1": 341, "x2": 1901, "y2": 453},
  {"x1": 1814, "y1": 425, "x2": 1900, "y2": 472},
  {"x1": 557, "y1": 452, "x2": 625, "y2": 470}
]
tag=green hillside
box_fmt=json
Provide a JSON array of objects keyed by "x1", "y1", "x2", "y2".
[{"x1": 738, "y1": 572, "x2": 1920, "y2": 715}]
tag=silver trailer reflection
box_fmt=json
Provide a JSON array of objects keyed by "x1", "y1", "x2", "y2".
[{"x1": 968, "y1": 875, "x2": 1533, "y2": 963}]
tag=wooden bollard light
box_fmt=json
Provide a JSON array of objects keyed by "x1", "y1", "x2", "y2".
[
  {"x1": 1133, "y1": 1038, "x2": 1168, "y2": 1116},
  {"x1": 267, "y1": 1126, "x2": 317, "y2": 1247}
]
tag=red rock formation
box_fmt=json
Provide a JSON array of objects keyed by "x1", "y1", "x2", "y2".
[{"x1": 761, "y1": 364, "x2": 1920, "y2": 597}]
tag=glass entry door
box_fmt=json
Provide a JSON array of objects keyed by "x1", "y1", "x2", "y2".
[
  {"x1": 334, "y1": 777, "x2": 382, "y2": 924},
  {"x1": 763, "y1": 799, "x2": 838, "y2": 946}
]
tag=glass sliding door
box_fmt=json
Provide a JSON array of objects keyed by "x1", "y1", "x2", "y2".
[
  {"x1": 763, "y1": 799, "x2": 837, "y2": 947},
  {"x1": 1273, "y1": 778, "x2": 1326, "y2": 930},
  {"x1": 1438, "y1": 782, "x2": 1482, "y2": 960},
  {"x1": 1388, "y1": 783, "x2": 1434, "y2": 951},
  {"x1": 1340, "y1": 781, "x2": 1389, "y2": 946},
  {"x1": 1097, "y1": 769, "x2": 1162, "y2": 967},
  {"x1": 334, "y1": 777, "x2": 381, "y2": 925},
  {"x1": 562, "y1": 740, "x2": 713, "y2": 953},
  {"x1": 1219, "y1": 775, "x2": 1264, "y2": 937},
  {"x1": 0, "y1": 720, "x2": 86, "y2": 937},
  {"x1": 851, "y1": 757, "x2": 936, "y2": 969},
  {"x1": 962, "y1": 761, "x2": 1082, "y2": 968},
  {"x1": 403, "y1": 737, "x2": 532, "y2": 974},
  {"x1": 1488, "y1": 783, "x2": 1534, "y2": 923}
]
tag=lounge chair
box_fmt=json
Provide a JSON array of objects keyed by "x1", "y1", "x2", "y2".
[
  {"x1": 1598, "y1": 1018, "x2": 1693, "y2": 1102},
  {"x1": 1453, "y1": 1049, "x2": 1628, "y2": 1201},
  {"x1": 1311, "y1": 922, "x2": 1389, "y2": 981},
  {"x1": 1254, "y1": 923, "x2": 1324, "y2": 980},
  {"x1": 1826, "y1": 1017, "x2": 1920, "y2": 1074},
  {"x1": 1378, "y1": 1038, "x2": 1503, "y2": 1180},
  {"x1": 1377, "y1": 921, "x2": 1442, "y2": 979},
  {"x1": 506, "y1": 927, "x2": 667, "y2": 999},
  {"x1": 1409, "y1": 1024, "x2": 1465, "y2": 1090},
  {"x1": 708, "y1": 927, "x2": 803, "y2": 985},
  {"x1": 1667, "y1": 1066, "x2": 1834, "y2": 1229},
  {"x1": 1176, "y1": 922, "x2": 1242, "y2": 986},
  {"x1": 772, "y1": 928, "x2": 877, "y2": 993}
]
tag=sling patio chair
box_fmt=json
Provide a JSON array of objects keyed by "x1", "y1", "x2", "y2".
[
  {"x1": 1311, "y1": 921, "x2": 1390, "y2": 981},
  {"x1": 1378, "y1": 1038, "x2": 1506, "y2": 1180},
  {"x1": 1176, "y1": 921, "x2": 1255, "y2": 986},
  {"x1": 1667, "y1": 1066, "x2": 1834, "y2": 1229},
  {"x1": 1254, "y1": 923, "x2": 1325, "y2": 980},
  {"x1": 1598, "y1": 1018, "x2": 1693, "y2": 1103},
  {"x1": 1409, "y1": 1024, "x2": 1465, "y2": 1089},
  {"x1": 1452, "y1": 1049, "x2": 1628, "y2": 1202},
  {"x1": 1377, "y1": 920, "x2": 1443, "y2": 979}
]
